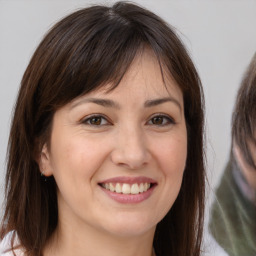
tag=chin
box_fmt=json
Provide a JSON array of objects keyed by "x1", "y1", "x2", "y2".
[{"x1": 100, "y1": 212, "x2": 158, "y2": 238}]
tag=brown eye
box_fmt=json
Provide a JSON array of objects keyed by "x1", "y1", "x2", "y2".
[
  {"x1": 89, "y1": 117, "x2": 102, "y2": 125},
  {"x1": 148, "y1": 115, "x2": 175, "y2": 126},
  {"x1": 152, "y1": 116, "x2": 164, "y2": 125},
  {"x1": 82, "y1": 115, "x2": 109, "y2": 126}
]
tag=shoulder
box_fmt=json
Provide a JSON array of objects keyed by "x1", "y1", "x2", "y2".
[
  {"x1": 0, "y1": 232, "x2": 24, "y2": 256},
  {"x1": 203, "y1": 231, "x2": 229, "y2": 256}
]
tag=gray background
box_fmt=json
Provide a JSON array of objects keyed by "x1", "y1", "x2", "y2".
[{"x1": 0, "y1": 1, "x2": 256, "y2": 252}]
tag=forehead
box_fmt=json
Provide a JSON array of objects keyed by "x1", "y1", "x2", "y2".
[{"x1": 84, "y1": 49, "x2": 183, "y2": 105}]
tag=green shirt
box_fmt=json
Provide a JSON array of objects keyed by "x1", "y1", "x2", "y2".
[{"x1": 209, "y1": 161, "x2": 256, "y2": 256}]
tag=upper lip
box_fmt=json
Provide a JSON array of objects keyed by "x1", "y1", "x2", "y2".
[{"x1": 98, "y1": 176, "x2": 157, "y2": 184}]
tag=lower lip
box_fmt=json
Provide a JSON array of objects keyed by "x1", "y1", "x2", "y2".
[{"x1": 100, "y1": 186, "x2": 156, "y2": 204}]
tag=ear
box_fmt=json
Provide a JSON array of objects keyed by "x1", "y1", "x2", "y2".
[{"x1": 38, "y1": 144, "x2": 53, "y2": 177}]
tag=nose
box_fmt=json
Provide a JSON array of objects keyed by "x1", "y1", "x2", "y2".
[{"x1": 111, "y1": 126, "x2": 150, "y2": 170}]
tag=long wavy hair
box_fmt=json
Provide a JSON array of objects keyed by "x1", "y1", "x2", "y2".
[{"x1": 1, "y1": 2, "x2": 205, "y2": 256}]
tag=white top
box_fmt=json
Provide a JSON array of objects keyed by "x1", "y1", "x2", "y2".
[
  {"x1": 203, "y1": 230, "x2": 229, "y2": 256},
  {"x1": 0, "y1": 232, "x2": 23, "y2": 256}
]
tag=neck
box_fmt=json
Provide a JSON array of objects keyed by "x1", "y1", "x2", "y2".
[{"x1": 44, "y1": 219, "x2": 155, "y2": 256}]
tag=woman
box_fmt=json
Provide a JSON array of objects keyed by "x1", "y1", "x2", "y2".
[
  {"x1": 209, "y1": 53, "x2": 256, "y2": 256},
  {"x1": 0, "y1": 2, "x2": 205, "y2": 256}
]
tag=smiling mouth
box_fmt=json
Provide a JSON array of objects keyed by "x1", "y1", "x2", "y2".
[{"x1": 99, "y1": 182, "x2": 155, "y2": 195}]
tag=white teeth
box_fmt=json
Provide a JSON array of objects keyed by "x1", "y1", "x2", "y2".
[
  {"x1": 101, "y1": 182, "x2": 152, "y2": 194},
  {"x1": 131, "y1": 183, "x2": 139, "y2": 194},
  {"x1": 122, "y1": 183, "x2": 131, "y2": 194},
  {"x1": 115, "y1": 183, "x2": 122, "y2": 193},
  {"x1": 109, "y1": 183, "x2": 115, "y2": 192}
]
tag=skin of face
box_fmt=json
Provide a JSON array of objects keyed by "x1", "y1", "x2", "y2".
[
  {"x1": 39, "y1": 49, "x2": 187, "y2": 256},
  {"x1": 233, "y1": 141, "x2": 256, "y2": 190}
]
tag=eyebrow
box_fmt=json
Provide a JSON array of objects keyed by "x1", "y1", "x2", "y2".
[
  {"x1": 144, "y1": 97, "x2": 182, "y2": 111},
  {"x1": 70, "y1": 96, "x2": 182, "y2": 111},
  {"x1": 70, "y1": 98, "x2": 120, "y2": 109}
]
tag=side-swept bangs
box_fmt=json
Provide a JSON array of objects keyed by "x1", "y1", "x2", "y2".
[{"x1": 23, "y1": 3, "x2": 202, "y2": 141}]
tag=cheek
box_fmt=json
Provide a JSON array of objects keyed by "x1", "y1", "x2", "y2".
[
  {"x1": 154, "y1": 134, "x2": 187, "y2": 177},
  {"x1": 49, "y1": 133, "x2": 112, "y2": 181},
  {"x1": 49, "y1": 136, "x2": 110, "y2": 205},
  {"x1": 150, "y1": 134, "x2": 187, "y2": 220}
]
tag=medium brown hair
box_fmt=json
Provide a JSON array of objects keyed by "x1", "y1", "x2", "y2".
[
  {"x1": 232, "y1": 53, "x2": 256, "y2": 168},
  {"x1": 1, "y1": 2, "x2": 205, "y2": 256}
]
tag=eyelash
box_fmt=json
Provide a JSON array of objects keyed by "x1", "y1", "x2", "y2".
[
  {"x1": 147, "y1": 114, "x2": 175, "y2": 126},
  {"x1": 81, "y1": 114, "x2": 111, "y2": 126},
  {"x1": 81, "y1": 114, "x2": 175, "y2": 127}
]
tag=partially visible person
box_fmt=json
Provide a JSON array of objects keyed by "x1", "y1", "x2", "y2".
[{"x1": 209, "y1": 53, "x2": 256, "y2": 256}]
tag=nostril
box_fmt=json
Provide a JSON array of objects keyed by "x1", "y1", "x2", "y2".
[{"x1": 110, "y1": 148, "x2": 150, "y2": 170}]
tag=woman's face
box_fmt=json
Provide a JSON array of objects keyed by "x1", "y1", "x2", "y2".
[
  {"x1": 234, "y1": 139, "x2": 256, "y2": 190},
  {"x1": 41, "y1": 50, "x2": 187, "y2": 239}
]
